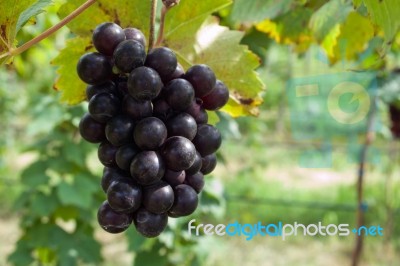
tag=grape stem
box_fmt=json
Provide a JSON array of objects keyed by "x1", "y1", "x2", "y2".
[
  {"x1": 7, "y1": 0, "x2": 96, "y2": 57},
  {"x1": 154, "y1": 0, "x2": 179, "y2": 47},
  {"x1": 148, "y1": 0, "x2": 158, "y2": 52}
]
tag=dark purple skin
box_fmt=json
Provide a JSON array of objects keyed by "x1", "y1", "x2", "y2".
[
  {"x1": 115, "y1": 144, "x2": 141, "y2": 171},
  {"x1": 79, "y1": 113, "x2": 106, "y2": 143},
  {"x1": 160, "y1": 136, "x2": 196, "y2": 171},
  {"x1": 133, "y1": 208, "x2": 168, "y2": 238},
  {"x1": 192, "y1": 124, "x2": 222, "y2": 156},
  {"x1": 201, "y1": 80, "x2": 229, "y2": 110},
  {"x1": 113, "y1": 40, "x2": 146, "y2": 73},
  {"x1": 168, "y1": 184, "x2": 198, "y2": 217},
  {"x1": 153, "y1": 98, "x2": 175, "y2": 122},
  {"x1": 201, "y1": 153, "x2": 217, "y2": 175},
  {"x1": 185, "y1": 98, "x2": 208, "y2": 124},
  {"x1": 98, "y1": 141, "x2": 118, "y2": 167},
  {"x1": 145, "y1": 47, "x2": 177, "y2": 80},
  {"x1": 92, "y1": 22, "x2": 125, "y2": 55},
  {"x1": 128, "y1": 66, "x2": 163, "y2": 101},
  {"x1": 133, "y1": 117, "x2": 167, "y2": 150},
  {"x1": 185, "y1": 151, "x2": 202, "y2": 176},
  {"x1": 122, "y1": 95, "x2": 153, "y2": 121},
  {"x1": 164, "y1": 63, "x2": 185, "y2": 83},
  {"x1": 107, "y1": 180, "x2": 142, "y2": 213},
  {"x1": 88, "y1": 92, "x2": 120, "y2": 123},
  {"x1": 166, "y1": 113, "x2": 197, "y2": 140},
  {"x1": 86, "y1": 81, "x2": 116, "y2": 101},
  {"x1": 164, "y1": 78, "x2": 195, "y2": 111},
  {"x1": 124, "y1": 28, "x2": 146, "y2": 47},
  {"x1": 105, "y1": 115, "x2": 135, "y2": 146},
  {"x1": 77, "y1": 52, "x2": 112, "y2": 85},
  {"x1": 142, "y1": 181, "x2": 174, "y2": 214},
  {"x1": 163, "y1": 169, "x2": 186, "y2": 187},
  {"x1": 185, "y1": 172, "x2": 204, "y2": 193},
  {"x1": 97, "y1": 201, "x2": 132, "y2": 234},
  {"x1": 130, "y1": 151, "x2": 165, "y2": 185},
  {"x1": 184, "y1": 64, "x2": 216, "y2": 98},
  {"x1": 101, "y1": 167, "x2": 131, "y2": 193}
]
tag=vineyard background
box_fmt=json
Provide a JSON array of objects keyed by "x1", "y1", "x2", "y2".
[{"x1": 0, "y1": 0, "x2": 400, "y2": 265}]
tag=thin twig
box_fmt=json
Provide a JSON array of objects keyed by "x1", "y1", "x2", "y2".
[
  {"x1": 351, "y1": 93, "x2": 378, "y2": 266},
  {"x1": 148, "y1": 0, "x2": 157, "y2": 52},
  {"x1": 155, "y1": 5, "x2": 168, "y2": 47},
  {"x1": 0, "y1": 51, "x2": 10, "y2": 60},
  {"x1": 9, "y1": 0, "x2": 96, "y2": 57}
]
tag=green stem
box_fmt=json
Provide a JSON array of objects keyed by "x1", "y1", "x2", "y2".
[
  {"x1": 9, "y1": 0, "x2": 96, "y2": 57},
  {"x1": 148, "y1": 0, "x2": 157, "y2": 52}
]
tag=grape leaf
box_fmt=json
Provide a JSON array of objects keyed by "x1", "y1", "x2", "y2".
[
  {"x1": 0, "y1": 0, "x2": 53, "y2": 65},
  {"x1": 52, "y1": 37, "x2": 93, "y2": 104},
  {"x1": 362, "y1": 0, "x2": 400, "y2": 44},
  {"x1": 54, "y1": 0, "x2": 265, "y2": 117},
  {"x1": 230, "y1": 0, "x2": 293, "y2": 23},
  {"x1": 309, "y1": 0, "x2": 352, "y2": 42},
  {"x1": 322, "y1": 12, "x2": 374, "y2": 63},
  {"x1": 256, "y1": 7, "x2": 314, "y2": 53},
  {"x1": 163, "y1": 2, "x2": 265, "y2": 117}
]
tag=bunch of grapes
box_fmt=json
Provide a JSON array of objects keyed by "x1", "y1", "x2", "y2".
[{"x1": 77, "y1": 22, "x2": 229, "y2": 237}]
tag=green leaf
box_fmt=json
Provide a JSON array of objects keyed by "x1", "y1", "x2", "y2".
[
  {"x1": 0, "y1": 0, "x2": 53, "y2": 64},
  {"x1": 363, "y1": 0, "x2": 400, "y2": 43},
  {"x1": 56, "y1": 175, "x2": 98, "y2": 209},
  {"x1": 309, "y1": 0, "x2": 352, "y2": 42},
  {"x1": 165, "y1": 15, "x2": 264, "y2": 117},
  {"x1": 52, "y1": 37, "x2": 92, "y2": 104},
  {"x1": 58, "y1": 0, "x2": 150, "y2": 37},
  {"x1": 16, "y1": 0, "x2": 53, "y2": 32},
  {"x1": 20, "y1": 160, "x2": 49, "y2": 187},
  {"x1": 133, "y1": 244, "x2": 168, "y2": 266},
  {"x1": 31, "y1": 191, "x2": 59, "y2": 217},
  {"x1": 230, "y1": 0, "x2": 293, "y2": 23}
]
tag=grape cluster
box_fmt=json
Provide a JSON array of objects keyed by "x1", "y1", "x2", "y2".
[{"x1": 77, "y1": 22, "x2": 229, "y2": 237}]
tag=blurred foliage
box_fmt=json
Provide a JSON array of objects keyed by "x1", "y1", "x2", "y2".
[{"x1": 0, "y1": 0, "x2": 400, "y2": 265}]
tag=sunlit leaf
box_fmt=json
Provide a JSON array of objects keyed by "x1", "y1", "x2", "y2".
[{"x1": 230, "y1": 0, "x2": 293, "y2": 23}]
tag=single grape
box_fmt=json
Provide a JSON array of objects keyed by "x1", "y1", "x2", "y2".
[
  {"x1": 185, "y1": 172, "x2": 204, "y2": 193},
  {"x1": 97, "y1": 201, "x2": 132, "y2": 234},
  {"x1": 201, "y1": 80, "x2": 229, "y2": 110},
  {"x1": 130, "y1": 151, "x2": 165, "y2": 185},
  {"x1": 145, "y1": 47, "x2": 177, "y2": 80},
  {"x1": 163, "y1": 169, "x2": 185, "y2": 187},
  {"x1": 185, "y1": 99, "x2": 208, "y2": 124},
  {"x1": 160, "y1": 136, "x2": 196, "y2": 171},
  {"x1": 185, "y1": 151, "x2": 202, "y2": 176},
  {"x1": 134, "y1": 117, "x2": 167, "y2": 150},
  {"x1": 124, "y1": 28, "x2": 146, "y2": 47},
  {"x1": 113, "y1": 40, "x2": 146, "y2": 73},
  {"x1": 101, "y1": 167, "x2": 131, "y2": 193},
  {"x1": 88, "y1": 93, "x2": 120, "y2": 123},
  {"x1": 164, "y1": 63, "x2": 184, "y2": 83},
  {"x1": 115, "y1": 144, "x2": 141, "y2": 171},
  {"x1": 168, "y1": 184, "x2": 198, "y2": 217},
  {"x1": 201, "y1": 153, "x2": 217, "y2": 175},
  {"x1": 107, "y1": 180, "x2": 142, "y2": 213},
  {"x1": 77, "y1": 52, "x2": 112, "y2": 85},
  {"x1": 193, "y1": 124, "x2": 221, "y2": 156},
  {"x1": 98, "y1": 141, "x2": 118, "y2": 167},
  {"x1": 164, "y1": 79, "x2": 194, "y2": 111},
  {"x1": 92, "y1": 22, "x2": 125, "y2": 55},
  {"x1": 153, "y1": 98, "x2": 174, "y2": 122},
  {"x1": 86, "y1": 81, "x2": 116, "y2": 100},
  {"x1": 142, "y1": 181, "x2": 174, "y2": 214},
  {"x1": 184, "y1": 64, "x2": 216, "y2": 97},
  {"x1": 105, "y1": 115, "x2": 135, "y2": 146},
  {"x1": 79, "y1": 113, "x2": 106, "y2": 143},
  {"x1": 133, "y1": 208, "x2": 168, "y2": 238},
  {"x1": 128, "y1": 66, "x2": 163, "y2": 101},
  {"x1": 166, "y1": 113, "x2": 197, "y2": 140},
  {"x1": 122, "y1": 95, "x2": 153, "y2": 120}
]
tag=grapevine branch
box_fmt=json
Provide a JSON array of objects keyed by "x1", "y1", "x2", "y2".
[{"x1": 4, "y1": 0, "x2": 96, "y2": 58}]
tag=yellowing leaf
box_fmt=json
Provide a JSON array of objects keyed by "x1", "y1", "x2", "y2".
[
  {"x1": 52, "y1": 37, "x2": 93, "y2": 104},
  {"x1": 323, "y1": 11, "x2": 374, "y2": 63},
  {"x1": 256, "y1": 7, "x2": 314, "y2": 53}
]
